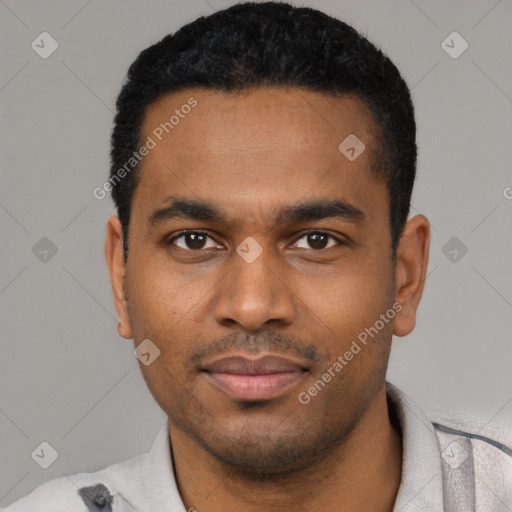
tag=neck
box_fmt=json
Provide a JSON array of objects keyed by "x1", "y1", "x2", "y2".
[{"x1": 169, "y1": 385, "x2": 402, "y2": 512}]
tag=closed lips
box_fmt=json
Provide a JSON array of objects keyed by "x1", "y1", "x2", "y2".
[{"x1": 200, "y1": 354, "x2": 309, "y2": 375}]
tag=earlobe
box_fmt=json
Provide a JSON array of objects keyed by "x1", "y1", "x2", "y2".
[
  {"x1": 393, "y1": 214, "x2": 430, "y2": 338},
  {"x1": 105, "y1": 215, "x2": 133, "y2": 339}
]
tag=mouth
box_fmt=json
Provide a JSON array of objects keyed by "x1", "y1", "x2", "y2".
[{"x1": 200, "y1": 353, "x2": 309, "y2": 402}]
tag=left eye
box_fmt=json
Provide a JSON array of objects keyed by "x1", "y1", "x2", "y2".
[
  {"x1": 293, "y1": 231, "x2": 339, "y2": 250},
  {"x1": 168, "y1": 230, "x2": 340, "y2": 251}
]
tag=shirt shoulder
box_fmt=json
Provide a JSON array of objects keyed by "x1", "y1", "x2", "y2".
[
  {"x1": 2, "y1": 422, "x2": 183, "y2": 512},
  {"x1": 433, "y1": 421, "x2": 512, "y2": 456},
  {"x1": 433, "y1": 421, "x2": 512, "y2": 511},
  {"x1": 433, "y1": 420, "x2": 512, "y2": 469},
  {"x1": 2, "y1": 453, "x2": 146, "y2": 512},
  {"x1": 1, "y1": 476, "x2": 89, "y2": 512}
]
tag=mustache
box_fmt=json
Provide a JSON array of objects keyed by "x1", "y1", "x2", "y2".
[{"x1": 186, "y1": 331, "x2": 323, "y2": 369}]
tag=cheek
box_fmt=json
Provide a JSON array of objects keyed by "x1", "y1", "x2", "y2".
[
  {"x1": 300, "y1": 263, "x2": 393, "y2": 336},
  {"x1": 126, "y1": 259, "x2": 186, "y2": 336}
]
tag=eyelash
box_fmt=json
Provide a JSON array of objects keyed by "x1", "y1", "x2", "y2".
[{"x1": 165, "y1": 230, "x2": 345, "y2": 252}]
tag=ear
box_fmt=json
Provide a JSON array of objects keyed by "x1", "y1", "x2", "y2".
[
  {"x1": 393, "y1": 214, "x2": 430, "y2": 337},
  {"x1": 105, "y1": 215, "x2": 133, "y2": 339}
]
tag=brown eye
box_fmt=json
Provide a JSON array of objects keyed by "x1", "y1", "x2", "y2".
[
  {"x1": 294, "y1": 231, "x2": 339, "y2": 250},
  {"x1": 170, "y1": 231, "x2": 219, "y2": 251}
]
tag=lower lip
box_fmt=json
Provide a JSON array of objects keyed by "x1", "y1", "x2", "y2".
[{"x1": 204, "y1": 371, "x2": 306, "y2": 401}]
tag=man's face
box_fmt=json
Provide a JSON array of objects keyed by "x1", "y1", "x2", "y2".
[{"x1": 114, "y1": 88, "x2": 401, "y2": 473}]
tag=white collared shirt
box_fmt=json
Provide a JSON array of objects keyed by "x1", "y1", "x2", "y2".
[{"x1": 3, "y1": 382, "x2": 511, "y2": 511}]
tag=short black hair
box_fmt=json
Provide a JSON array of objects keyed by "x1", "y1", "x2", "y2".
[{"x1": 110, "y1": 1, "x2": 416, "y2": 262}]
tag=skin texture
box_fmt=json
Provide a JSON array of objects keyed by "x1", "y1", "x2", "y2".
[{"x1": 105, "y1": 87, "x2": 430, "y2": 512}]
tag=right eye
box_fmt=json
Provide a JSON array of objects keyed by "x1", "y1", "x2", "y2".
[{"x1": 167, "y1": 231, "x2": 222, "y2": 251}]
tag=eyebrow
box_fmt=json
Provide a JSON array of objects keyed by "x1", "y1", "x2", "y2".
[{"x1": 148, "y1": 196, "x2": 365, "y2": 227}]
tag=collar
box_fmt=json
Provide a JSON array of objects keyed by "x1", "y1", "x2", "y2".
[
  {"x1": 137, "y1": 383, "x2": 445, "y2": 511},
  {"x1": 140, "y1": 418, "x2": 186, "y2": 512},
  {"x1": 387, "y1": 382, "x2": 445, "y2": 511}
]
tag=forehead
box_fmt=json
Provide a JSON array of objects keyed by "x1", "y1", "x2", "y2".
[
  {"x1": 142, "y1": 87, "x2": 376, "y2": 153},
  {"x1": 133, "y1": 87, "x2": 386, "y2": 225}
]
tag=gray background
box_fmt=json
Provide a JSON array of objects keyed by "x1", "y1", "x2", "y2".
[{"x1": 1, "y1": 0, "x2": 511, "y2": 506}]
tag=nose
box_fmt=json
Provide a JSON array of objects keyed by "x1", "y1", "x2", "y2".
[{"x1": 213, "y1": 242, "x2": 296, "y2": 333}]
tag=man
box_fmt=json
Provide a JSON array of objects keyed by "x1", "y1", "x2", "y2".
[{"x1": 4, "y1": 2, "x2": 511, "y2": 511}]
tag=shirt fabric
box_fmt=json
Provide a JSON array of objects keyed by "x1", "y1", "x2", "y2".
[{"x1": 3, "y1": 382, "x2": 511, "y2": 511}]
